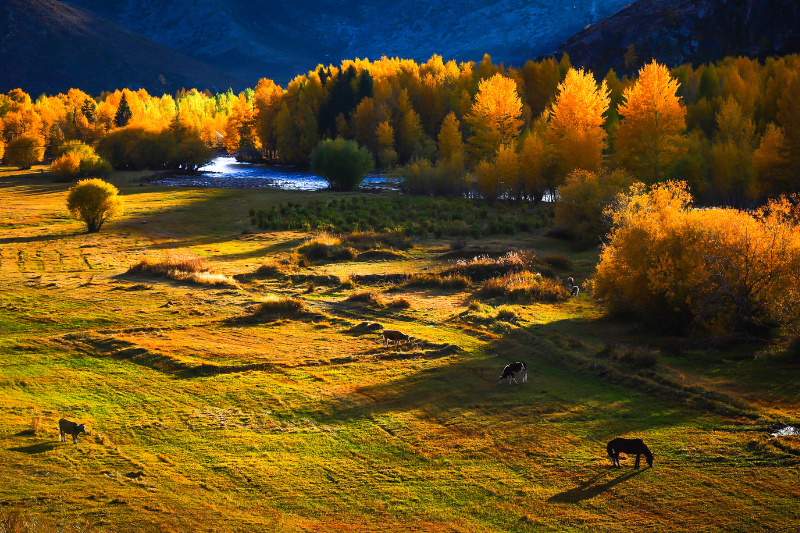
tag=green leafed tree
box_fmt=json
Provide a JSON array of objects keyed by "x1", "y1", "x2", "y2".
[{"x1": 310, "y1": 138, "x2": 374, "y2": 192}]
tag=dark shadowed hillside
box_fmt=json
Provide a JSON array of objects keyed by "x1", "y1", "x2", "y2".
[
  {"x1": 557, "y1": 0, "x2": 800, "y2": 76},
  {"x1": 66, "y1": 0, "x2": 631, "y2": 83},
  {"x1": 0, "y1": 0, "x2": 245, "y2": 95}
]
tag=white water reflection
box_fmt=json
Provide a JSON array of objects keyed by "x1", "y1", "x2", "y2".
[
  {"x1": 771, "y1": 426, "x2": 798, "y2": 437},
  {"x1": 155, "y1": 156, "x2": 395, "y2": 191}
]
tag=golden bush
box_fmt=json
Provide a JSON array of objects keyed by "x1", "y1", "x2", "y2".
[{"x1": 595, "y1": 181, "x2": 800, "y2": 334}]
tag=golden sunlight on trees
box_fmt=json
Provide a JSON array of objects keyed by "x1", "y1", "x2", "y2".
[
  {"x1": 546, "y1": 68, "x2": 610, "y2": 179},
  {"x1": 437, "y1": 112, "x2": 465, "y2": 171},
  {"x1": 376, "y1": 121, "x2": 397, "y2": 168},
  {"x1": 466, "y1": 74, "x2": 523, "y2": 160},
  {"x1": 66, "y1": 178, "x2": 123, "y2": 233},
  {"x1": 595, "y1": 182, "x2": 800, "y2": 334},
  {"x1": 614, "y1": 61, "x2": 686, "y2": 184},
  {"x1": 50, "y1": 141, "x2": 111, "y2": 181},
  {"x1": 5, "y1": 134, "x2": 45, "y2": 169},
  {"x1": 554, "y1": 168, "x2": 635, "y2": 244}
]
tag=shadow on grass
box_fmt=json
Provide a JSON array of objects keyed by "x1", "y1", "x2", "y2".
[
  {"x1": 8, "y1": 442, "x2": 58, "y2": 454},
  {"x1": 0, "y1": 233, "x2": 80, "y2": 245},
  {"x1": 548, "y1": 468, "x2": 644, "y2": 503}
]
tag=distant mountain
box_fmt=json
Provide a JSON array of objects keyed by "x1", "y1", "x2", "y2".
[
  {"x1": 0, "y1": 0, "x2": 245, "y2": 96},
  {"x1": 557, "y1": 0, "x2": 800, "y2": 76},
  {"x1": 65, "y1": 0, "x2": 631, "y2": 84}
]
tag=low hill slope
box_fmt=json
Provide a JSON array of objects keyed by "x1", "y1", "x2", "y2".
[{"x1": 0, "y1": 0, "x2": 245, "y2": 95}]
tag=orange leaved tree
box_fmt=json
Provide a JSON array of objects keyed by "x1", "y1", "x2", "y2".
[
  {"x1": 614, "y1": 60, "x2": 686, "y2": 184},
  {"x1": 546, "y1": 68, "x2": 610, "y2": 181}
]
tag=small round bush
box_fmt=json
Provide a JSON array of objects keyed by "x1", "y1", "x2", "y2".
[
  {"x1": 66, "y1": 178, "x2": 123, "y2": 233},
  {"x1": 310, "y1": 137, "x2": 374, "y2": 191}
]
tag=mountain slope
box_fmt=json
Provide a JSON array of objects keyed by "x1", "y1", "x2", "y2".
[
  {"x1": 557, "y1": 0, "x2": 800, "y2": 76},
  {"x1": 66, "y1": 0, "x2": 631, "y2": 84},
  {"x1": 0, "y1": 0, "x2": 245, "y2": 95}
]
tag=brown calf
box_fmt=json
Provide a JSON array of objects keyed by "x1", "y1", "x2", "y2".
[{"x1": 382, "y1": 329, "x2": 410, "y2": 346}]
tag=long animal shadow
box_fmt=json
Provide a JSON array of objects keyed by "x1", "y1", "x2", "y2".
[
  {"x1": 548, "y1": 468, "x2": 643, "y2": 503},
  {"x1": 8, "y1": 442, "x2": 58, "y2": 454}
]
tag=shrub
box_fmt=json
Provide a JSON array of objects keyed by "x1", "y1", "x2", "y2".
[
  {"x1": 255, "y1": 262, "x2": 285, "y2": 277},
  {"x1": 441, "y1": 251, "x2": 543, "y2": 282},
  {"x1": 346, "y1": 290, "x2": 385, "y2": 307},
  {"x1": 390, "y1": 297, "x2": 412, "y2": 309},
  {"x1": 479, "y1": 271, "x2": 569, "y2": 302},
  {"x1": 96, "y1": 125, "x2": 211, "y2": 171},
  {"x1": 404, "y1": 273, "x2": 470, "y2": 290},
  {"x1": 51, "y1": 142, "x2": 111, "y2": 181},
  {"x1": 543, "y1": 254, "x2": 573, "y2": 270},
  {"x1": 128, "y1": 253, "x2": 237, "y2": 287},
  {"x1": 253, "y1": 296, "x2": 306, "y2": 317},
  {"x1": 339, "y1": 276, "x2": 357, "y2": 289},
  {"x1": 554, "y1": 168, "x2": 635, "y2": 244},
  {"x1": 298, "y1": 234, "x2": 358, "y2": 261},
  {"x1": 596, "y1": 344, "x2": 658, "y2": 369},
  {"x1": 310, "y1": 137, "x2": 374, "y2": 191},
  {"x1": 595, "y1": 182, "x2": 800, "y2": 334},
  {"x1": 5, "y1": 135, "x2": 45, "y2": 169},
  {"x1": 65, "y1": 178, "x2": 123, "y2": 232},
  {"x1": 495, "y1": 306, "x2": 518, "y2": 321}
]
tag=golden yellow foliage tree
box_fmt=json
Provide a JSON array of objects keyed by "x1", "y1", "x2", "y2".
[
  {"x1": 66, "y1": 178, "x2": 123, "y2": 233},
  {"x1": 754, "y1": 124, "x2": 789, "y2": 197},
  {"x1": 547, "y1": 68, "x2": 610, "y2": 179},
  {"x1": 475, "y1": 144, "x2": 519, "y2": 201},
  {"x1": 437, "y1": 112, "x2": 464, "y2": 167},
  {"x1": 614, "y1": 61, "x2": 686, "y2": 183},
  {"x1": 709, "y1": 97, "x2": 757, "y2": 205},
  {"x1": 376, "y1": 121, "x2": 397, "y2": 168},
  {"x1": 554, "y1": 168, "x2": 635, "y2": 243},
  {"x1": 466, "y1": 74, "x2": 523, "y2": 160},
  {"x1": 254, "y1": 78, "x2": 284, "y2": 158}
]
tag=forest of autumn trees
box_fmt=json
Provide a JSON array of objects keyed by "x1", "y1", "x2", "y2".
[{"x1": 1, "y1": 52, "x2": 799, "y2": 207}]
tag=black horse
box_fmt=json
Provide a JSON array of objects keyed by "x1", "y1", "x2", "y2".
[{"x1": 607, "y1": 437, "x2": 654, "y2": 468}]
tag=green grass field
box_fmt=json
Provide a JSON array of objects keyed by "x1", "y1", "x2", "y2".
[{"x1": 1, "y1": 166, "x2": 798, "y2": 532}]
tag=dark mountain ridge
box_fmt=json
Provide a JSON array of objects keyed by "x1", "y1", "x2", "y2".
[
  {"x1": 557, "y1": 0, "x2": 800, "y2": 76},
  {"x1": 0, "y1": 0, "x2": 245, "y2": 95}
]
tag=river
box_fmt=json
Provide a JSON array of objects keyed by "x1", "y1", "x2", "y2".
[{"x1": 154, "y1": 156, "x2": 397, "y2": 191}]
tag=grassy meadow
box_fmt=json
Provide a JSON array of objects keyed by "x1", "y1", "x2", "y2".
[{"x1": 0, "y1": 165, "x2": 799, "y2": 532}]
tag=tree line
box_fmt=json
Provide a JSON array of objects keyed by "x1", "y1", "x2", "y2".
[{"x1": 1, "y1": 53, "x2": 798, "y2": 206}]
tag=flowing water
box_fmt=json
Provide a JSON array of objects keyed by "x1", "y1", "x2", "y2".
[{"x1": 154, "y1": 156, "x2": 397, "y2": 191}]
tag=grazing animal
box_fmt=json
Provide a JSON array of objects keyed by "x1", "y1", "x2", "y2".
[
  {"x1": 567, "y1": 277, "x2": 574, "y2": 287},
  {"x1": 571, "y1": 285, "x2": 579, "y2": 297},
  {"x1": 59, "y1": 418, "x2": 87, "y2": 444},
  {"x1": 499, "y1": 361, "x2": 528, "y2": 384},
  {"x1": 607, "y1": 437, "x2": 654, "y2": 468},
  {"x1": 382, "y1": 329, "x2": 410, "y2": 346}
]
